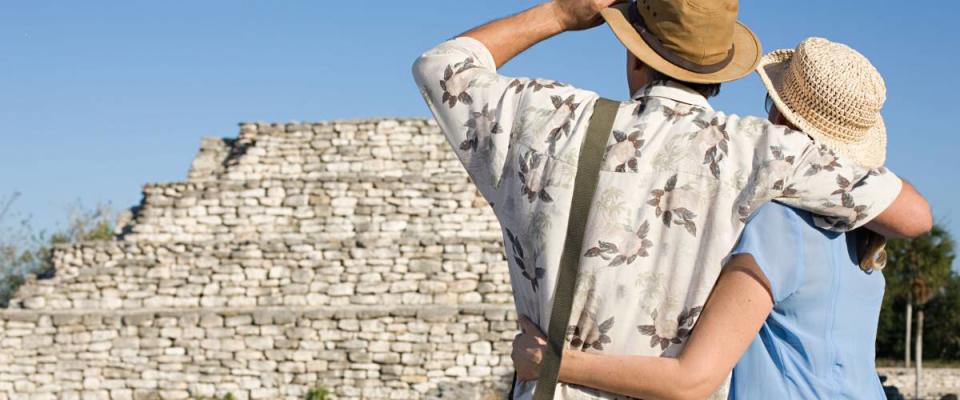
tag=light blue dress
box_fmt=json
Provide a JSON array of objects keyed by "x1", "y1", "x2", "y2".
[{"x1": 729, "y1": 202, "x2": 886, "y2": 399}]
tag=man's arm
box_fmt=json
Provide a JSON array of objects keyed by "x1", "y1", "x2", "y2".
[
  {"x1": 742, "y1": 118, "x2": 931, "y2": 238},
  {"x1": 411, "y1": 1, "x2": 612, "y2": 199},
  {"x1": 866, "y1": 179, "x2": 932, "y2": 238},
  {"x1": 512, "y1": 254, "x2": 773, "y2": 400},
  {"x1": 462, "y1": 1, "x2": 619, "y2": 68}
]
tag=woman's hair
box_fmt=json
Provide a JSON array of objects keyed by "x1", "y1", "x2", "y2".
[{"x1": 856, "y1": 229, "x2": 888, "y2": 272}]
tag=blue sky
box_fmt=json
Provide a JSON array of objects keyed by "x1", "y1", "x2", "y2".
[{"x1": 1, "y1": 1, "x2": 958, "y2": 269}]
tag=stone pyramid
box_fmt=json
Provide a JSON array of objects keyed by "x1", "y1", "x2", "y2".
[{"x1": 0, "y1": 120, "x2": 515, "y2": 400}]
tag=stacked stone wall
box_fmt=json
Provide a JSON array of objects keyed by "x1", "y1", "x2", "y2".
[
  {"x1": 0, "y1": 119, "x2": 517, "y2": 400},
  {"x1": 0, "y1": 305, "x2": 514, "y2": 400},
  {"x1": 878, "y1": 368, "x2": 960, "y2": 399},
  {"x1": 13, "y1": 239, "x2": 511, "y2": 312}
]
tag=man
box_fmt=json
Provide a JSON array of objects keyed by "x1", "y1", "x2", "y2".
[{"x1": 412, "y1": 0, "x2": 931, "y2": 399}]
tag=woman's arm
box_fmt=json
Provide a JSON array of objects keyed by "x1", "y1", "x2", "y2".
[{"x1": 513, "y1": 254, "x2": 775, "y2": 400}]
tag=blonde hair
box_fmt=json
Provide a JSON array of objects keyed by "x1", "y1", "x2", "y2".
[{"x1": 856, "y1": 229, "x2": 888, "y2": 272}]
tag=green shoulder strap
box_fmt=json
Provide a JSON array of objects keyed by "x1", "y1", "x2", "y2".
[{"x1": 532, "y1": 97, "x2": 620, "y2": 400}]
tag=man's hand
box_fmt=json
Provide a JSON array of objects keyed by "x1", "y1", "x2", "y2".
[
  {"x1": 551, "y1": 0, "x2": 624, "y2": 31},
  {"x1": 462, "y1": 1, "x2": 622, "y2": 68},
  {"x1": 512, "y1": 315, "x2": 549, "y2": 381}
]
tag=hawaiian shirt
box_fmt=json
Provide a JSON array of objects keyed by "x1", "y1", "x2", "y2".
[{"x1": 412, "y1": 37, "x2": 902, "y2": 400}]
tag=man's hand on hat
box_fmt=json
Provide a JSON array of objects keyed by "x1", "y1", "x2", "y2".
[{"x1": 550, "y1": 0, "x2": 623, "y2": 31}]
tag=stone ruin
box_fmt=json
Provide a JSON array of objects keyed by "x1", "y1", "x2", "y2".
[{"x1": 0, "y1": 119, "x2": 517, "y2": 400}]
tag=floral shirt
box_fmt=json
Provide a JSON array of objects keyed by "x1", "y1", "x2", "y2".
[{"x1": 412, "y1": 37, "x2": 901, "y2": 400}]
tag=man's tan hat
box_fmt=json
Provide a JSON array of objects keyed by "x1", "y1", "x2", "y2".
[
  {"x1": 757, "y1": 37, "x2": 888, "y2": 168},
  {"x1": 600, "y1": 0, "x2": 761, "y2": 84}
]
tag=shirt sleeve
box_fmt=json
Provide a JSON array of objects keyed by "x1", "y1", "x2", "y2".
[
  {"x1": 730, "y1": 202, "x2": 804, "y2": 303},
  {"x1": 412, "y1": 37, "x2": 598, "y2": 200},
  {"x1": 741, "y1": 119, "x2": 902, "y2": 232}
]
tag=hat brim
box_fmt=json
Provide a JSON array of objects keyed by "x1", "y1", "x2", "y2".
[
  {"x1": 600, "y1": 2, "x2": 762, "y2": 84},
  {"x1": 756, "y1": 49, "x2": 888, "y2": 168}
]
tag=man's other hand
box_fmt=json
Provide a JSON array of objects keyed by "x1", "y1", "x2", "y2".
[{"x1": 551, "y1": 0, "x2": 624, "y2": 31}]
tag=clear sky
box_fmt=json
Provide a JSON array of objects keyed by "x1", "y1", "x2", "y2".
[{"x1": 1, "y1": 1, "x2": 958, "y2": 269}]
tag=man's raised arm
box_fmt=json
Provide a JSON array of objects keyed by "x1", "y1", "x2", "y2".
[
  {"x1": 462, "y1": 1, "x2": 620, "y2": 68},
  {"x1": 411, "y1": 1, "x2": 609, "y2": 200}
]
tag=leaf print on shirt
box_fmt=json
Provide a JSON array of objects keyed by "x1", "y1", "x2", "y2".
[
  {"x1": 648, "y1": 174, "x2": 699, "y2": 236},
  {"x1": 506, "y1": 228, "x2": 545, "y2": 293},
  {"x1": 692, "y1": 116, "x2": 730, "y2": 179},
  {"x1": 652, "y1": 133, "x2": 694, "y2": 172},
  {"x1": 818, "y1": 174, "x2": 870, "y2": 230},
  {"x1": 768, "y1": 145, "x2": 799, "y2": 196},
  {"x1": 803, "y1": 145, "x2": 843, "y2": 176},
  {"x1": 438, "y1": 57, "x2": 479, "y2": 108},
  {"x1": 635, "y1": 270, "x2": 667, "y2": 314},
  {"x1": 736, "y1": 144, "x2": 802, "y2": 223},
  {"x1": 595, "y1": 187, "x2": 628, "y2": 232},
  {"x1": 584, "y1": 220, "x2": 654, "y2": 267},
  {"x1": 506, "y1": 78, "x2": 567, "y2": 95},
  {"x1": 603, "y1": 123, "x2": 646, "y2": 172},
  {"x1": 569, "y1": 315, "x2": 615, "y2": 351},
  {"x1": 528, "y1": 79, "x2": 566, "y2": 92},
  {"x1": 459, "y1": 103, "x2": 503, "y2": 152},
  {"x1": 545, "y1": 94, "x2": 582, "y2": 155},
  {"x1": 506, "y1": 79, "x2": 525, "y2": 95},
  {"x1": 661, "y1": 103, "x2": 697, "y2": 122},
  {"x1": 518, "y1": 149, "x2": 554, "y2": 203},
  {"x1": 527, "y1": 208, "x2": 555, "y2": 245},
  {"x1": 637, "y1": 305, "x2": 703, "y2": 351}
]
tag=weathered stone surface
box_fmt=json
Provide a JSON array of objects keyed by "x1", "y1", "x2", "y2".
[{"x1": 0, "y1": 120, "x2": 515, "y2": 400}]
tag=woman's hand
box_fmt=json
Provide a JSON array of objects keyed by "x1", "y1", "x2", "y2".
[{"x1": 512, "y1": 315, "x2": 550, "y2": 381}]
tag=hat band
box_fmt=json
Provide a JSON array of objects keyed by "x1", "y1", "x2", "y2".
[{"x1": 627, "y1": 2, "x2": 735, "y2": 74}]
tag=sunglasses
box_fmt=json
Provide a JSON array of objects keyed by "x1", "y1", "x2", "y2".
[{"x1": 764, "y1": 93, "x2": 775, "y2": 115}]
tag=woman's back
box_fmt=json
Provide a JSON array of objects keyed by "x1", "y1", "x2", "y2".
[{"x1": 729, "y1": 202, "x2": 886, "y2": 399}]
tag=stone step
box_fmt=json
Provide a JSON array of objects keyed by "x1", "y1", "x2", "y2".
[
  {"x1": 187, "y1": 137, "x2": 236, "y2": 183},
  {"x1": 119, "y1": 175, "x2": 498, "y2": 244},
  {"x1": 217, "y1": 120, "x2": 453, "y2": 183},
  {"x1": 8, "y1": 238, "x2": 513, "y2": 312},
  {"x1": 115, "y1": 118, "x2": 487, "y2": 245},
  {"x1": 0, "y1": 304, "x2": 515, "y2": 400}
]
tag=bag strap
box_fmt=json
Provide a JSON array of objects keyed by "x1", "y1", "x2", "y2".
[{"x1": 533, "y1": 97, "x2": 620, "y2": 400}]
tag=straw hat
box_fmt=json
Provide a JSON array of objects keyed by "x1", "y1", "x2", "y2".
[
  {"x1": 757, "y1": 37, "x2": 888, "y2": 168},
  {"x1": 600, "y1": 0, "x2": 761, "y2": 84}
]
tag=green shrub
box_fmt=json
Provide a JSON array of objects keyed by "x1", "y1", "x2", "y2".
[
  {"x1": 0, "y1": 195, "x2": 115, "y2": 307},
  {"x1": 306, "y1": 386, "x2": 330, "y2": 400}
]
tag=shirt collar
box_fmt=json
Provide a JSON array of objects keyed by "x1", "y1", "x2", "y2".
[{"x1": 631, "y1": 80, "x2": 713, "y2": 111}]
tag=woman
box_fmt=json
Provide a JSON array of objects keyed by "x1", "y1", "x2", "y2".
[{"x1": 513, "y1": 37, "x2": 896, "y2": 399}]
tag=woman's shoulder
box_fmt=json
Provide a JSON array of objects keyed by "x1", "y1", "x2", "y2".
[
  {"x1": 745, "y1": 202, "x2": 807, "y2": 232},
  {"x1": 749, "y1": 202, "x2": 837, "y2": 237}
]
